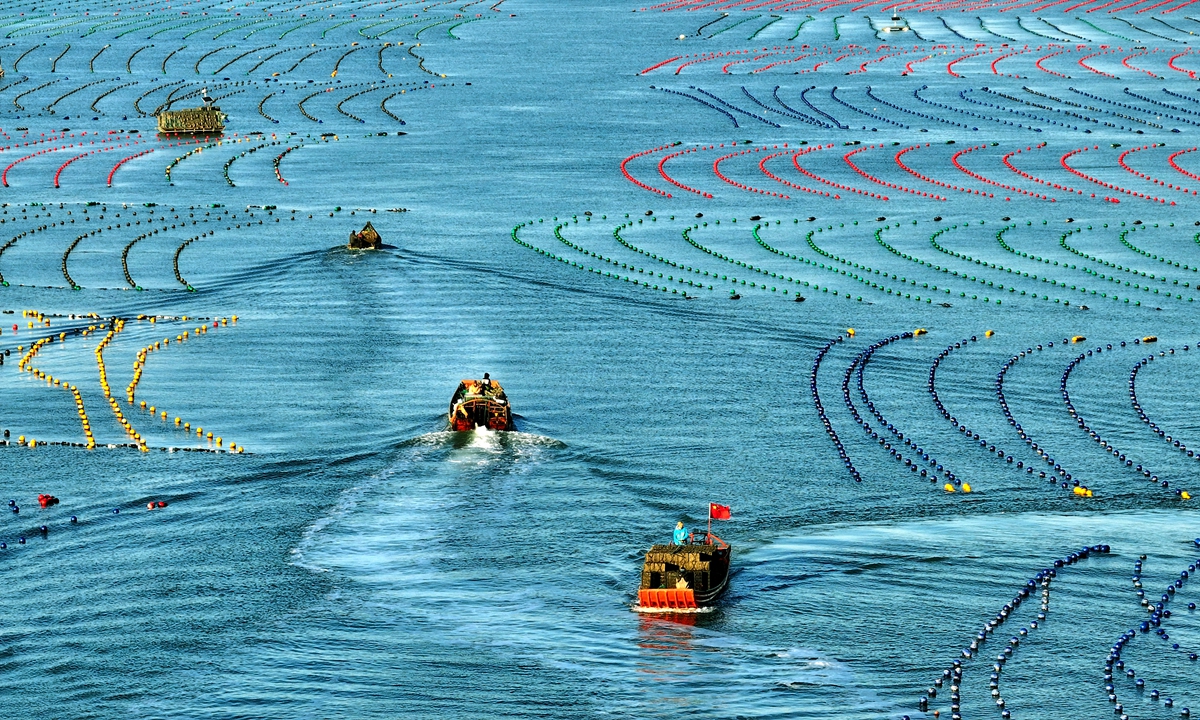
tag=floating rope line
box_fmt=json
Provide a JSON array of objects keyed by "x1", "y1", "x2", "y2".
[
  {"x1": 1062, "y1": 339, "x2": 1190, "y2": 499},
  {"x1": 812, "y1": 334, "x2": 861, "y2": 482},
  {"x1": 1107, "y1": 551, "x2": 1200, "y2": 719},
  {"x1": 1130, "y1": 344, "x2": 1200, "y2": 466},
  {"x1": 129, "y1": 317, "x2": 246, "y2": 454},
  {"x1": 914, "y1": 546, "x2": 1110, "y2": 718},
  {"x1": 15, "y1": 317, "x2": 94, "y2": 449},
  {"x1": 852, "y1": 331, "x2": 963, "y2": 489},
  {"x1": 95, "y1": 318, "x2": 148, "y2": 452}
]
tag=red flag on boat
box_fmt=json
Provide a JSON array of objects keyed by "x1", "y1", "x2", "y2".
[{"x1": 709, "y1": 503, "x2": 731, "y2": 520}]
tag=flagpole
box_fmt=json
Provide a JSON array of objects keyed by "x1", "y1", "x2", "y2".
[{"x1": 707, "y1": 504, "x2": 712, "y2": 542}]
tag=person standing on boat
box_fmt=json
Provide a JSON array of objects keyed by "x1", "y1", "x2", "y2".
[
  {"x1": 673, "y1": 521, "x2": 688, "y2": 545},
  {"x1": 481, "y1": 373, "x2": 493, "y2": 395}
]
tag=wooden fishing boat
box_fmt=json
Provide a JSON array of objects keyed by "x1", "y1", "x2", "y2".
[
  {"x1": 634, "y1": 531, "x2": 731, "y2": 613},
  {"x1": 448, "y1": 377, "x2": 515, "y2": 431},
  {"x1": 348, "y1": 221, "x2": 382, "y2": 249}
]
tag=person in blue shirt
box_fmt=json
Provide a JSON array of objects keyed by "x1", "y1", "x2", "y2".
[{"x1": 673, "y1": 521, "x2": 688, "y2": 545}]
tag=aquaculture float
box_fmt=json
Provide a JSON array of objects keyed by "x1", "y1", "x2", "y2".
[
  {"x1": 448, "y1": 376, "x2": 515, "y2": 431},
  {"x1": 156, "y1": 92, "x2": 225, "y2": 136},
  {"x1": 634, "y1": 503, "x2": 732, "y2": 613},
  {"x1": 348, "y1": 221, "x2": 382, "y2": 249}
]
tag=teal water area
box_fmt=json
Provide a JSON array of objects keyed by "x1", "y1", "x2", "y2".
[{"x1": 0, "y1": 0, "x2": 1199, "y2": 718}]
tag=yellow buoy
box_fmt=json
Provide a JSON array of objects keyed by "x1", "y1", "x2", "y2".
[
  {"x1": 985, "y1": 330, "x2": 995, "y2": 337},
  {"x1": 944, "y1": 483, "x2": 955, "y2": 493},
  {"x1": 914, "y1": 328, "x2": 927, "y2": 336},
  {"x1": 962, "y1": 483, "x2": 972, "y2": 493},
  {"x1": 1183, "y1": 491, "x2": 1192, "y2": 500},
  {"x1": 1143, "y1": 336, "x2": 1158, "y2": 343},
  {"x1": 1071, "y1": 335, "x2": 1086, "y2": 343}
]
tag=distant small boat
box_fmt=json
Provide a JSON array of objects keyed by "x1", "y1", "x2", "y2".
[
  {"x1": 881, "y1": 11, "x2": 909, "y2": 33},
  {"x1": 634, "y1": 531, "x2": 731, "y2": 613},
  {"x1": 449, "y1": 378, "x2": 515, "y2": 431},
  {"x1": 348, "y1": 221, "x2": 382, "y2": 249}
]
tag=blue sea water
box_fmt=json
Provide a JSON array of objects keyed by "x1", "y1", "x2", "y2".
[{"x1": 0, "y1": 0, "x2": 1199, "y2": 717}]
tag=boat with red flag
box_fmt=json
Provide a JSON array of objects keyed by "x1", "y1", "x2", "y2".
[{"x1": 633, "y1": 503, "x2": 732, "y2": 614}]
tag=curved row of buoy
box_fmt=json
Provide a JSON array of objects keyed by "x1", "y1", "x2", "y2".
[
  {"x1": 996, "y1": 338, "x2": 1094, "y2": 496},
  {"x1": 510, "y1": 218, "x2": 693, "y2": 296},
  {"x1": 222, "y1": 141, "x2": 272, "y2": 187},
  {"x1": 1130, "y1": 343, "x2": 1200, "y2": 464},
  {"x1": 684, "y1": 222, "x2": 807, "y2": 296},
  {"x1": 107, "y1": 148, "x2": 155, "y2": 187},
  {"x1": 1061, "y1": 338, "x2": 1190, "y2": 499},
  {"x1": 1120, "y1": 223, "x2": 1200, "y2": 278},
  {"x1": 907, "y1": 545, "x2": 1110, "y2": 720},
  {"x1": 126, "y1": 317, "x2": 245, "y2": 454},
  {"x1": 928, "y1": 331, "x2": 1050, "y2": 488},
  {"x1": 811, "y1": 334, "x2": 860, "y2": 482},
  {"x1": 847, "y1": 331, "x2": 963, "y2": 490},
  {"x1": 15, "y1": 312, "x2": 95, "y2": 448},
  {"x1": 565, "y1": 219, "x2": 708, "y2": 294},
  {"x1": 1108, "y1": 552, "x2": 1200, "y2": 719},
  {"x1": 95, "y1": 318, "x2": 147, "y2": 452}
]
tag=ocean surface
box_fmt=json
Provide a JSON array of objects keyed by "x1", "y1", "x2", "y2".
[{"x1": 1, "y1": 0, "x2": 1199, "y2": 717}]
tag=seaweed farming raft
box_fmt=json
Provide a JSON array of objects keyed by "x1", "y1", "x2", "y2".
[
  {"x1": 157, "y1": 94, "x2": 225, "y2": 136},
  {"x1": 448, "y1": 375, "x2": 515, "y2": 431}
]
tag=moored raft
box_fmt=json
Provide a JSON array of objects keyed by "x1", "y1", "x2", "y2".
[{"x1": 157, "y1": 92, "x2": 225, "y2": 135}]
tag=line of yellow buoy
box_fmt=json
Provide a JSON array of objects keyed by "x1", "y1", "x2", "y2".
[
  {"x1": 15, "y1": 311, "x2": 95, "y2": 449},
  {"x1": 129, "y1": 314, "x2": 244, "y2": 453},
  {"x1": 95, "y1": 318, "x2": 148, "y2": 452}
]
